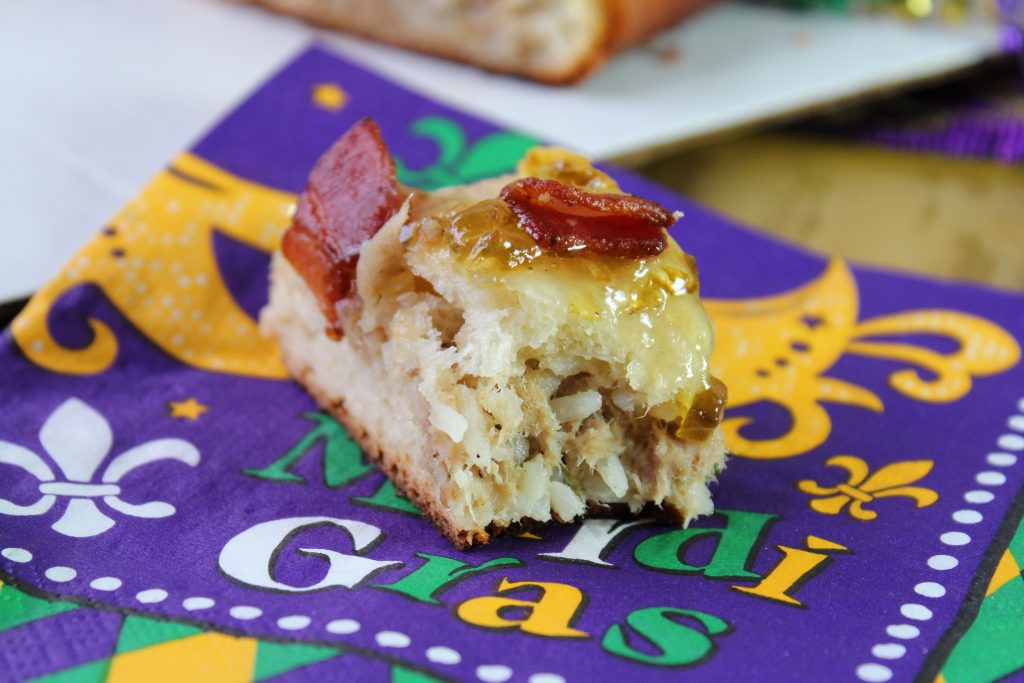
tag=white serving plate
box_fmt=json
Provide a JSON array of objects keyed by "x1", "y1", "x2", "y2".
[{"x1": 0, "y1": 0, "x2": 1004, "y2": 303}]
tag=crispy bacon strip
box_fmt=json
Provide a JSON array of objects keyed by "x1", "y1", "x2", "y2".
[
  {"x1": 500, "y1": 177, "x2": 673, "y2": 257},
  {"x1": 282, "y1": 117, "x2": 404, "y2": 336}
]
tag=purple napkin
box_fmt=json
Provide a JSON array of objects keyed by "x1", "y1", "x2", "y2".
[{"x1": 1, "y1": 45, "x2": 1023, "y2": 683}]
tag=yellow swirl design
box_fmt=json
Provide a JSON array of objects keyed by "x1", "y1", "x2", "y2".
[
  {"x1": 11, "y1": 309, "x2": 117, "y2": 376},
  {"x1": 13, "y1": 153, "x2": 296, "y2": 378},
  {"x1": 709, "y1": 259, "x2": 1020, "y2": 459},
  {"x1": 850, "y1": 309, "x2": 1020, "y2": 403}
]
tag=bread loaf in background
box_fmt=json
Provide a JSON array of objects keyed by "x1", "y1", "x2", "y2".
[{"x1": 244, "y1": 0, "x2": 712, "y2": 83}]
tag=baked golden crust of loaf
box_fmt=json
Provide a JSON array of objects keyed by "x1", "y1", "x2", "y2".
[{"x1": 242, "y1": 0, "x2": 713, "y2": 83}]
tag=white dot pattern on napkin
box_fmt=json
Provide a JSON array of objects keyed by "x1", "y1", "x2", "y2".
[
  {"x1": 375, "y1": 631, "x2": 410, "y2": 648},
  {"x1": 529, "y1": 675, "x2": 566, "y2": 683},
  {"x1": 872, "y1": 644, "x2": 906, "y2": 660},
  {"x1": 183, "y1": 597, "x2": 214, "y2": 611},
  {"x1": 326, "y1": 619, "x2": 360, "y2": 634},
  {"x1": 426, "y1": 646, "x2": 461, "y2": 665},
  {"x1": 477, "y1": 665, "x2": 513, "y2": 683},
  {"x1": 136, "y1": 589, "x2": 168, "y2": 604},
  {"x1": 900, "y1": 603, "x2": 932, "y2": 621},
  {"x1": 45, "y1": 566, "x2": 76, "y2": 582},
  {"x1": 977, "y1": 471, "x2": 1007, "y2": 486},
  {"x1": 914, "y1": 582, "x2": 945, "y2": 598},
  {"x1": 928, "y1": 555, "x2": 958, "y2": 570},
  {"x1": 988, "y1": 453, "x2": 1017, "y2": 467},
  {"x1": 941, "y1": 532, "x2": 971, "y2": 547},
  {"x1": 277, "y1": 615, "x2": 311, "y2": 631},
  {"x1": 953, "y1": 510, "x2": 982, "y2": 524},
  {"x1": 856, "y1": 398, "x2": 1024, "y2": 680},
  {"x1": 229, "y1": 605, "x2": 262, "y2": 620},
  {"x1": 856, "y1": 663, "x2": 892, "y2": 682},
  {"x1": 90, "y1": 576, "x2": 122, "y2": 591},
  {"x1": 886, "y1": 624, "x2": 919, "y2": 640},
  {"x1": 997, "y1": 434, "x2": 1024, "y2": 451},
  {"x1": 1, "y1": 548, "x2": 31, "y2": 563},
  {"x1": 965, "y1": 490, "x2": 995, "y2": 504}
]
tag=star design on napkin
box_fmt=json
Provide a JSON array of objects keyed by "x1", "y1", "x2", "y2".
[
  {"x1": 311, "y1": 82, "x2": 347, "y2": 112},
  {"x1": 168, "y1": 397, "x2": 208, "y2": 421}
]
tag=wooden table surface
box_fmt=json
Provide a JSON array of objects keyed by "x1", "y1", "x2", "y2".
[
  {"x1": 635, "y1": 64, "x2": 1024, "y2": 293},
  {"x1": 639, "y1": 134, "x2": 1023, "y2": 292}
]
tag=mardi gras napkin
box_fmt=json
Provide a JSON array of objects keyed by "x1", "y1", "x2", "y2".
[{"x1": 2, "y1": 45, "x2": 1024, "y2": 683}]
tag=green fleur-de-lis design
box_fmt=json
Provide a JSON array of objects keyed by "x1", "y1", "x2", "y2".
[
  {"x1": 394, "y1": 116, "x2": 541, "y2": 190},
  {"x1": 797, "y1": 454, "x2": 939, "y2": 521}
]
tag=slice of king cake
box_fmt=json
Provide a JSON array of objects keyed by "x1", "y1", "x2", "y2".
[{"x1": 261, "y1": 118, "x2": 727, "y2": 548}]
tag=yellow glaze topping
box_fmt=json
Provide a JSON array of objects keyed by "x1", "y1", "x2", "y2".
[
  {"x1": 408, "y1": 148, "x2": 723, "y2": 434},
  {"x1": 516, "y1": 147, "x2": 620, "y2": 193}
]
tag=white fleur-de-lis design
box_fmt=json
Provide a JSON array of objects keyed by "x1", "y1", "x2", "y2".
[{"x1": 0, "y1": 397, "x2": 200, "y2": 537}]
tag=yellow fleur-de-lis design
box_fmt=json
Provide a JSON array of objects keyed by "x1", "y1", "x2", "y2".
[
  {"x1": 797, "y1": 455, "x2": 938, "y2": 521},
  {"x1": 708, "y1": 259, "x2": 1020, "y2": 460}
]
